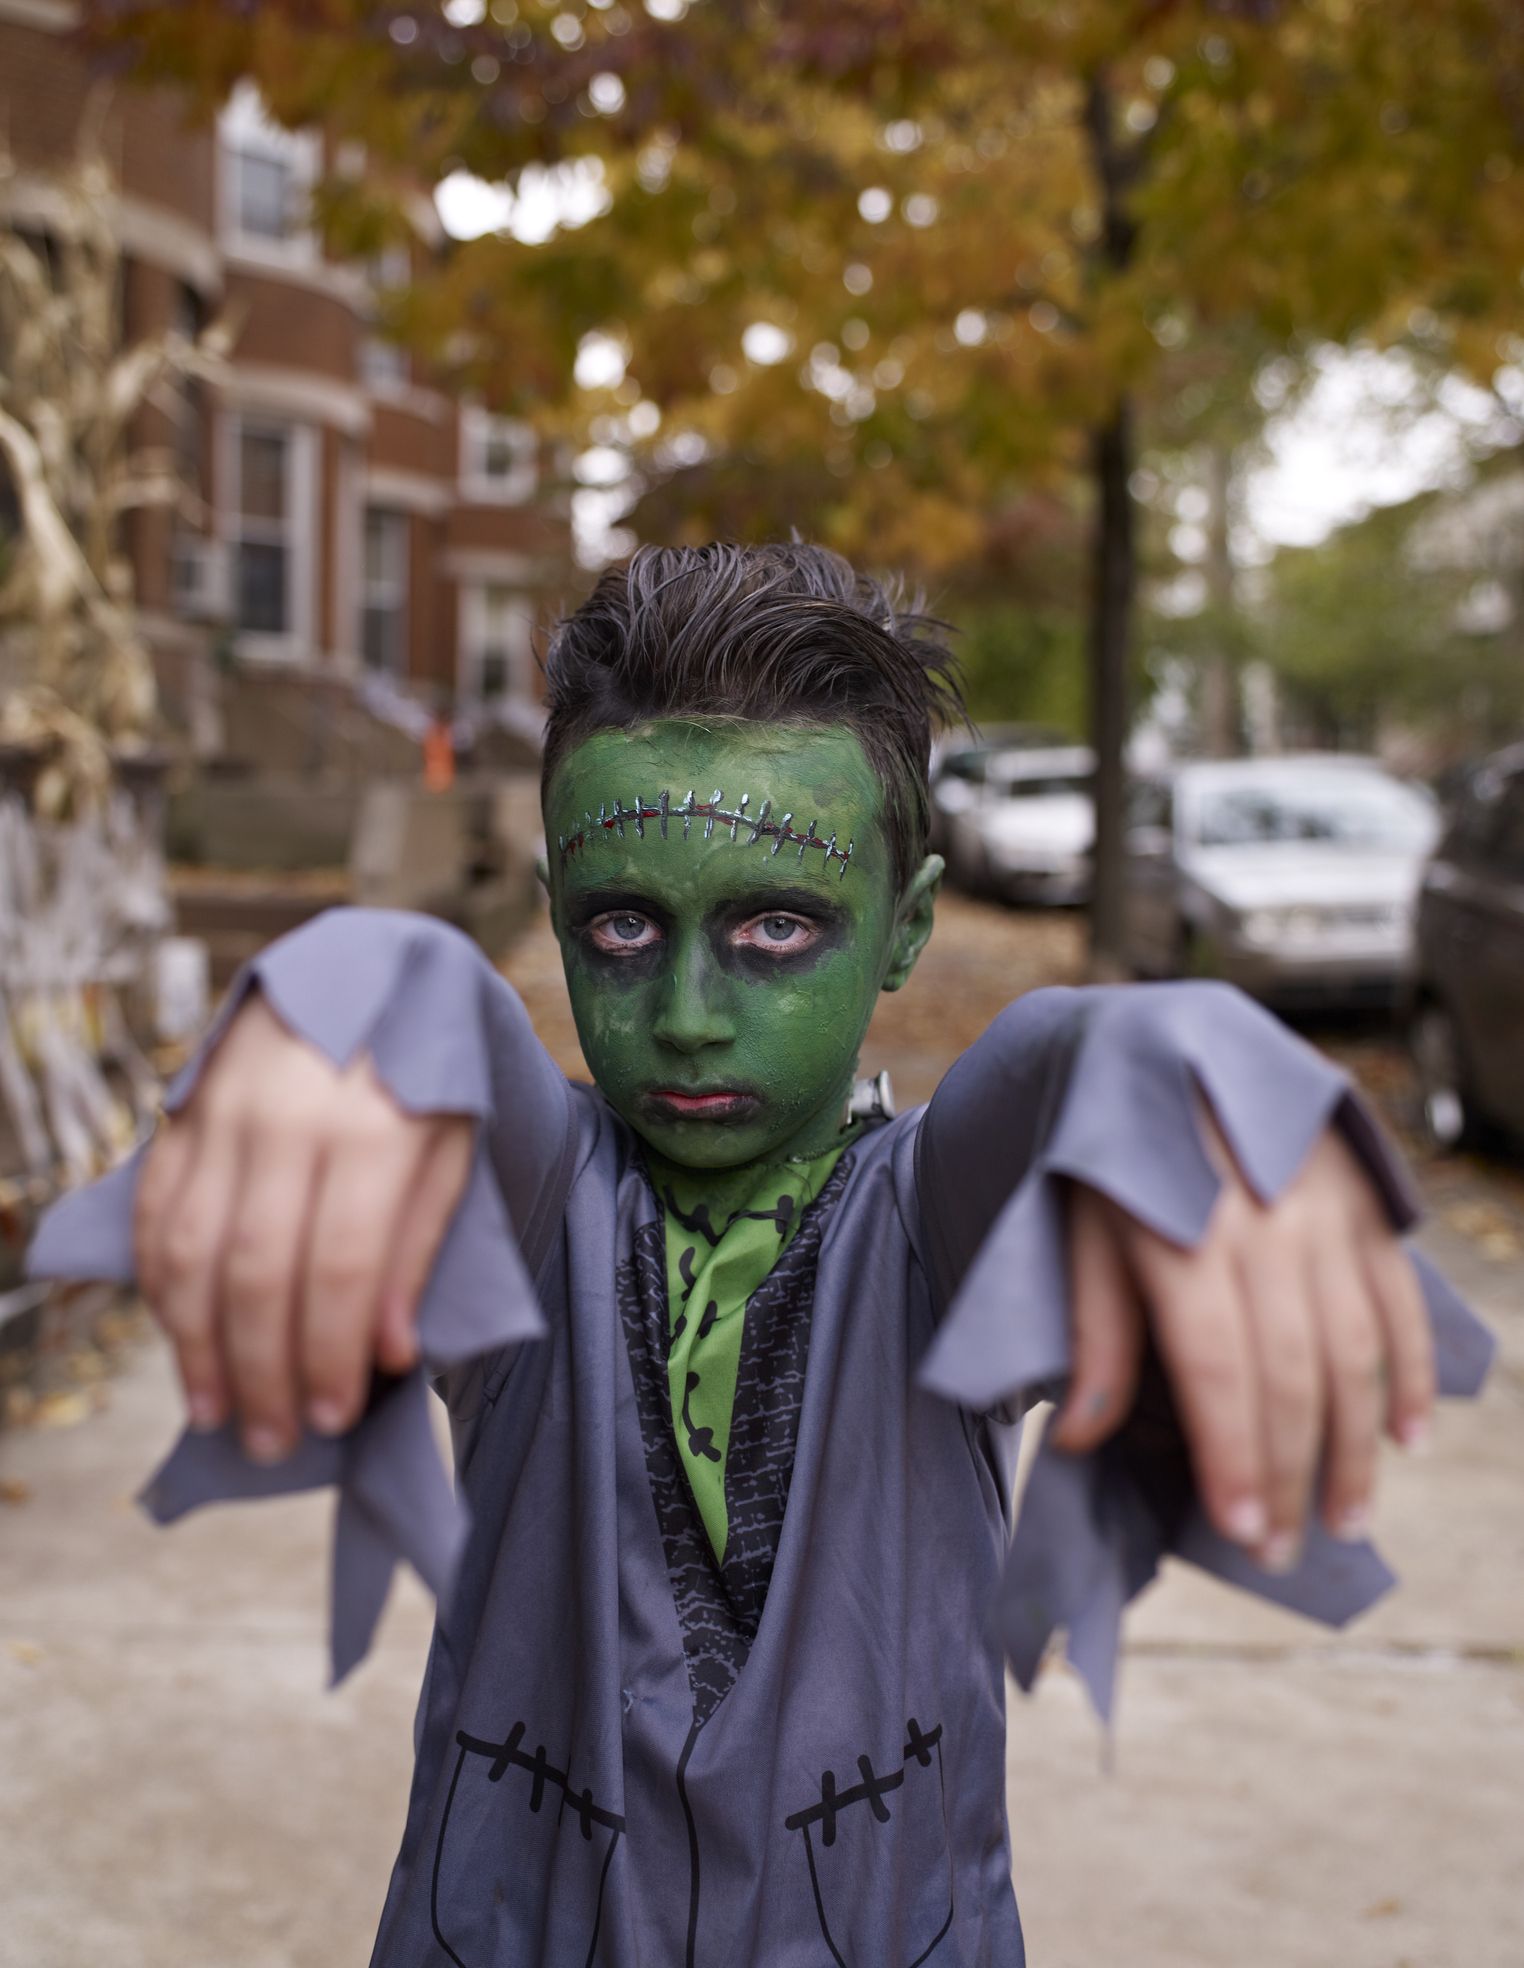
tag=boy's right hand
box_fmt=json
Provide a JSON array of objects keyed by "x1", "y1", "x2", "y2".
[{"x1": 134, "y1": 995, "x2": 474, "y2": 1463}]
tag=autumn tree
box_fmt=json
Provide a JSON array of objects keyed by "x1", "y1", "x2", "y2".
[
  {"x1": 1253, "y1": 455, "x2": 1524, "y2": 754},
  {"x1": 82, "y1": 0, "x2": 1524, "y2": 960}
]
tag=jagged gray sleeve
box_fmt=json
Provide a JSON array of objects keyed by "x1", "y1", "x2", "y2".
[
  {"x1": 913, "y1": 980, "x2": 1495, "y2": 1721},
  {"x1": 28, "y1": 908, "x2": 576, "y2": 1681}
]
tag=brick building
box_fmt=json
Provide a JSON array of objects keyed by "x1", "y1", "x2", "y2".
[{"x1": 0, "y1": 0, "x2": 572, "y2": 754}]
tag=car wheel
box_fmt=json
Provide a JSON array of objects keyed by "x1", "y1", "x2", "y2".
[{"x1": 1410, "y1": 998, "x2": 1478, "y2": 1151}]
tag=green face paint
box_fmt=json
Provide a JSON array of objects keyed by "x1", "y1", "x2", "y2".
[{"x1": 548, "y1": 720, "x2": 925, "y2": 1173}]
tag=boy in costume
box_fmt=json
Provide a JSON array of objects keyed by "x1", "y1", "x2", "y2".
[{"x1": 34, "y1": 544, "x2": 1491, "y2": 1967}]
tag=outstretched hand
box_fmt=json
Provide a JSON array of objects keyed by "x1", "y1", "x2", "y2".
[
  {"x1": 1049, "y1": 1112, "x2": 1435, "y2": 1572},
  {"x1": 134, "y1": 995, "x2": 474, "y2": 1463}
]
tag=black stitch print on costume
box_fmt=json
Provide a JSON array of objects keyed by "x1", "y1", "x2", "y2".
[
  {"x1": 663, "y1": 1192, "x2": 725, "y2": 1247},
  {"x1": 784, "y1": 1723, "x2": 942, "y2": 1840},
  {"x1": 429, "y1": 1720, "x2": 625, "y2": 1968},
  {"x1": 714, "y1": 1155, "x2": 851, "y2": 1631},
  {"x1": 617, "y1": 1222, "x2": 746, "y2": 1724},
  {"x1": 732, "y1": 1193, "x2": 798, "y2": 1239},
  {"x1": 783, "y1": 1719, "x2": 954, "y2": 1967},
  {"x1": 664, "y1": 1189, "x2": 798, "y2": 1248},
  {"x1": 681, "y1": 1371, "x2": 722, "y2": 1463},
  {"x1": 695, "y1": 1299, "x2": 718, "y2": 1342},
  {"x1": 618, "y1": 1156, "x2": 853, "y2": 1726},
  {"x1": 677, "y1": 1245, "x2": 699, "y2": 1300}
]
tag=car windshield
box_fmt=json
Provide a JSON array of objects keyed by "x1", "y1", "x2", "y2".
[
  {"x1": 1192, "y1": 775, "x2": 1435, "y2": 850},
  {"x1": 936, "y1": 751, "x2": 989, "y2": 785},
  {"x1": 992, "y1": 773, "x2": 1092, "y2": 800}
]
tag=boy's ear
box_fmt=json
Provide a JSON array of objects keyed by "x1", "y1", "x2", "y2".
[{"x1": 881, "y1": 854, "x2": 942, "y2": 993}]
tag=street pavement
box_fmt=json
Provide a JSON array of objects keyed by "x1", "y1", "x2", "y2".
[{"x1": 0, "y1": 895, "x2": 1519, "y2": 1968}]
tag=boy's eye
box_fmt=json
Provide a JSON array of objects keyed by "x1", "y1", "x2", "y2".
[
  {"x1": 588, "y1": 911, "x2": 662, "y2": 954},
  {"x1": 733, "y1": 912, "x2": 817, "y2": 955}
]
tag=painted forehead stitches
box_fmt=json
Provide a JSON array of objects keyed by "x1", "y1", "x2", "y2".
[{"x1": 557, "y1": 789, "x2": 856, "y2": 880}]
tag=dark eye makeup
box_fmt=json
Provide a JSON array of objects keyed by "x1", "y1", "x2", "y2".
[
  {"x1": 568, "y1": 884, "x2": 846, "y2": 963},
  {"x1": 589, "y1": 911, "x2": 662, "y2": 953}
]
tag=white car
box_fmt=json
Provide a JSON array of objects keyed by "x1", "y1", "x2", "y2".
[
  {"x1": 1122, "y1": 756, "x2": 1441, "y2": 1008},
  {"x1": 945, "y1": 746, "x2": 1095, "y2": 905},
  {"x1": 926, "y1": 726, "x2": 1072, "y2": 857}
]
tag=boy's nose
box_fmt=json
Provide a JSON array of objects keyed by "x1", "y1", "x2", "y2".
[{"x1": 651, "y1": 940, "x2": 735, "y2": 1055}]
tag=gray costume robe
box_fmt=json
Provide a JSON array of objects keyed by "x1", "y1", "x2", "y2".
[{"x1": 30, "y1": 910, "x2": 1493, "y2": 1968}]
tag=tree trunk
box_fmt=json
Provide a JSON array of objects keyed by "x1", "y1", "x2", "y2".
[
  {"x1": 1087, "y1": 401, "x2": 1135, "y2": 974},
  {"x1": 1200, "y1": 441, "x2": 1238, "y2": 757},
  {"x1": 1081, "y1": 71, "x2": 1141, "y2": 974}
]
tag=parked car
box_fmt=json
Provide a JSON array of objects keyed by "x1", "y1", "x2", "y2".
[
  {"x1": 927, "y1": 724, "x2": 1072, "y2": 856},
  {"x1": 944, "y1": 745, "x2": 1095, "y2": 904},
  {"x1": 1122, "y1": 755, "x2": 1440, "y2": 1008},
  {"x1": 1408, "y1": 743, "x2": 1524, "y2": 1149}
]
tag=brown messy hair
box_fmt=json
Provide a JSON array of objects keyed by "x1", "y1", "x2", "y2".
[{"x1": 540, "y1": 542, "x2": 964, "y2": 891}]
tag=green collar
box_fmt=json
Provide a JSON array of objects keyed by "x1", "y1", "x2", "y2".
[{"x1": 647, "y1": 1139, "x2": 852, "y2": 1563}]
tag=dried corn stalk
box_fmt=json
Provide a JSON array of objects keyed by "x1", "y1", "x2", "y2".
[{"x1": 0, "y1": 111, "x2": 223, "y2": 1184}]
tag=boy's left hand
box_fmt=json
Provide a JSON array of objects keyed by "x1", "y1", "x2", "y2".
[{"x1": 1050, "y1": 1115, "x2": 1434, "y2": 1573}]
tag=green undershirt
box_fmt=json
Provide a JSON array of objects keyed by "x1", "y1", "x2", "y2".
[{"x1": 648, "y1": 1142, "x2": 850, "y2": 1564}]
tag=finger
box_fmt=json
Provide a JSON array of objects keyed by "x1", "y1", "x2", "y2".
[
  {"x1": 1308, "y1": 1243, "x2": 1385, "y2": 1540},
  {"x1": 376, "y1": 1119, "x2": 475, "y2": 1374},
  {"x1": 1362, "y1": 1236, "x2": 1435, "y2": 1449},
  {"x1": 299, "y1": 1132, "x2": 422, "y2": 1434},
  {"x1": 1238, "y1": 1239, "x2": 1324, "y2": 1569},
  {"x1": 150, "y1": 1116, "x2": 243, "y2": 1433},
  {"x1": 1135, "y1": 1240, "x2": 1268, "y2": 1551},
  {"x1": 1050, "y1": 1185, "x2": 1145, "y2": 1452},
  {"x1": 219, "y1": 1134, "x2": 321, "y2": 1461},
  {"x1": 134, "y1": 1116, "x2": 195, "y2": 1310}
]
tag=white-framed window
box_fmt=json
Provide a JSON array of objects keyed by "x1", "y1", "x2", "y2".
[
  {"x1": 361, "y1": 244, "x2": 412, "y2": 390},
  {"x1": 224, "y1": 413, "x2": 316, "y2": 656},
  {"x1": 460, "y1": 583, "x2": 533, "y2": 704},
  {"x1": 218, "y1": 84, "x2": 320, "y2": 262},
  {"x1": 362, "y1": 508, "x2": 410, "y2": 676},
  {"x1": 460, "y1": 408, "x2": 538, "y2": 504},
  {"x1": 361, "y1": 334, "x2": 410, "y2": 390}
]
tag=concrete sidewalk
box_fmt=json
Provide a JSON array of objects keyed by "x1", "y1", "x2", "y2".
[
  {"x1": 1007, "y1": 1214, "x2": 1523, "y2": 1968},
  {"x1": 3, "y1": 890, "x2": 1521, "y2": 1966},
  {"x1": 0, "y1": 1212, "x2": 1517, "y2": 1968}
]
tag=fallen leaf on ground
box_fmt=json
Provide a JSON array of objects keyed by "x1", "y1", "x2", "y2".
[
  {"x1": 31, "y1": 1391, "x2": 91, "y2": 1430},
  {"x1": 1441, "y1": 1200, "x2": 1524, "y2": 1256},
  {"x1": 6, "y1": 1639, "x2": 43, "y2": 1666},
  {"x1": 0, "y1": 1478, "x2": 31, "y2": 1504}
]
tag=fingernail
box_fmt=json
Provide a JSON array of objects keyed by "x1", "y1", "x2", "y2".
[
  {"x1": 244, "y1": 1428, "x2": 288, "y2": 1466},
  {"x1": 1224, "y1": 1498, "x2": 1268, "y2": 1546},
  {"x1": 307, "y1": 1399, "x2": 348, "y2": 1437},
  {"x1": 187, "y1": 1394, "x2": 222, "y2": 1432},
  {"x1": 1399, "y1": 1417, "x2": 1432, "y2": 1456},
  {"x1": 1259, "y1": 1532, "x2": 1300, "y2": 1575},
  {"x1": 1335, "y1": 1506, "x2": 1370, "y2": 1543}
]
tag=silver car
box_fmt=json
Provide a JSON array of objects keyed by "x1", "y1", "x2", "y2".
[
  {"x1": 927, "y1": 725, "x2": 1072, "y2": 858},
  {"x1": 945, "y1": 746, "x2": 1094, "y2": 905},
  {"x1": 1122, "y1": 756, "x2": 1441, "y2": 1008}
]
